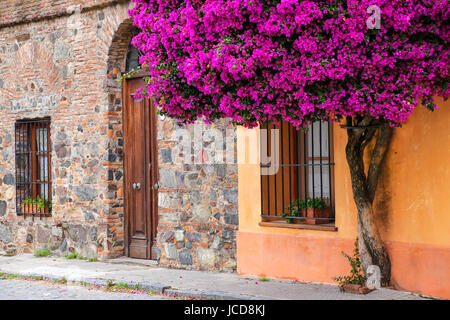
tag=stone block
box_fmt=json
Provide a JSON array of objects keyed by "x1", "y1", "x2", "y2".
[
  {"x1": 192, "y1": 202, "x2": 211, "y2": 223},
  {"x1": 159, "y1": 168, "x2": 177, "y2": 188},
  {"x1": 159, "y1": 230, "x2": 174, "y2": 243},
  {"x1": 68, "y1": 225, "x2": 88, "y2": 244},
  {"x1": 174, "y1": 230, "x2": 185, "y2": 242},
  {"x1": 161, "y1": 148, "x2": 172, "y2": 163},
  {"x1": 224, "y1": 213, "x2": 239, "y2": 225},
  {"x1": 196, "y1": 247, "x2": 216, "y2": 267},
  {"x1": 211, "y1": 235, "x2": 222, "y2": 249},
  {"x1": 179, "y1": 249, "x2": 193, "y2": 265},
  {"x1": 4, "y1": 243, "x2": 17, "y2": 256},
  {"x1": 0, "y1": 200, "x2": 6, "y2": 217},
  {"x1": 223, "y1": 260, "x2": 237, "y2": 269},
  {"x1": 53, "y1": 41, "x2": 69, "y2": 60},
  {"x1": 3, "y1": 173, "x2": 14, "y2": 186},
  {"x1": 60, "y1": 239, "x2": 68, "y2": 253},
  {"x1": 89, "y1": 227, "x2": 97, "y2": 242},
  {"x1": 73, "y1": 186, "x2": 98, "y2": 201},
  {"x1": 51, "y1": 227, "x2": 63, "y2": 238},
  {"x1": 176, "y1": 241, "x2": 185, "y2": 249},
  {"x1": 80, "y1": 244, "x2": 98, "y2": 259},
  {"x1": 0, "y1": 224, "x2": 12, "y2": 243},
  {"x1": 158, "y1": 193, "x2": 170, "y2": 208},
  {"x1": 165, "y1": 243, "x2": 178, "y2": 260},
  {"x1": 366, "y1": 265, "x2": 381, "y2": 289},
  {"x1": 36, "y1": 225, "x2": 50, "y2": 243},
  {"x1": 223, "y1": 188, "x2": 238, "y2": 204}
]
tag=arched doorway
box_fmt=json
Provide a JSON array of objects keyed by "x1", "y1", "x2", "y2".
[
  {"x1": 122, "y1": 74, "x2": 159, "y2": 260},
  {"x1": 106, "y1": 19, "x2": 159, "y2": 260}
]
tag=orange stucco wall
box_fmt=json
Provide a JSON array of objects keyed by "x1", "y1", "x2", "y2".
[{"x1": 237, "y1": 98, "x2": 450, "y2": 299}]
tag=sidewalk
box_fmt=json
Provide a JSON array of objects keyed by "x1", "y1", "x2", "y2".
[{"x1": 0, "y1": 254, "x2": 429, "y2": 300}]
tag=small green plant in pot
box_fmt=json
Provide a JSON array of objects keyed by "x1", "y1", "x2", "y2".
[
  {"x1": 282, "y1": 197, "x2": 328, "y2": 224},
  {"x1": 333, "y1": 238, "x2": 370, "y2": 294},
  {"x1": 22, "y1": 196, "x2": 52, "y2": 214},
  {"x1": 281, "y1": 205, "x2": 305, "y2": 224}
]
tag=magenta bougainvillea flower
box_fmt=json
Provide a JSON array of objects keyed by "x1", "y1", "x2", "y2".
[{"x1": 128, "y1": 0, "x2": 449, "y2": 128}]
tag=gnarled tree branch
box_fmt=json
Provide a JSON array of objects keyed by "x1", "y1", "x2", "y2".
[{"x1": 367, "y1": 126, "x2": 394, "y2": 203}]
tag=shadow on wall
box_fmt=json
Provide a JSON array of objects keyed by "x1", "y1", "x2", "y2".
[{"x1": 373, "y1": 145, "x2": 393, "y2": 233}]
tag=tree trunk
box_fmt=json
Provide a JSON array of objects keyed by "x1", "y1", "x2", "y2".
[{"x1": 345, "y1": 117, "x2": 393, "y2": 286}]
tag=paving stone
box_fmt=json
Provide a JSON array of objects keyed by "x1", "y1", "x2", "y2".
[{"x1": 0, "y1": 279, "x2": 172, "y2": 300}]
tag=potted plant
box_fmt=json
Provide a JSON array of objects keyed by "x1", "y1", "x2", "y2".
[
  {"x1": 333, "y1": 238, "x2": 372, "y2": 294},
  {"x1": 21, "y1": 196, "x2": 52, "y2": 214},
  {"x1": 282, "y1": 197, "x2": 330, "y2": 224},
  {"x1": 281, "y1": 204, "x2": 306, "y2": 224}
]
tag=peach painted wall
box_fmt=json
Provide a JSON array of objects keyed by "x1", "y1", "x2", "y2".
[{"x1": 237, "y1": 98, "x2": 450, "y2": 299}]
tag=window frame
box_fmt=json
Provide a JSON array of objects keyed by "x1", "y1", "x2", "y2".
[
  {"x1": 15, "y1": 118, "x2": 52, "y2": 217},
  {"x1": 259, "y1": 120, "x2": 336, "y2": 227}
]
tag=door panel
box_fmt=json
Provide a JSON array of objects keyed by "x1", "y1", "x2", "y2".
[{"x1": 123, "y1": 78, "x2": 158, "y2": 260}]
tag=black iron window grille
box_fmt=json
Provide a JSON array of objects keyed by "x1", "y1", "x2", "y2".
[
  {"x1": 15, "y1": 118, "x2": 52, "y2": 218},
  {"x1": 260, "y1": 120, "x2": 335, "y2": 225}
]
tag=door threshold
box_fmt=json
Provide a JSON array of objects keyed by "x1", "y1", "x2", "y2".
[{"x1": 108, "y1": 257, "x2": 159, "y2": 267}]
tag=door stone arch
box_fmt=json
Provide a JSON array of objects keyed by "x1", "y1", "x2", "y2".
[
  {"x1": 103, "y1": 14, "x2": 239, "y2": 271},
  {"x1": 102, "y1": 18, "x2": 141, "y2": 259}
]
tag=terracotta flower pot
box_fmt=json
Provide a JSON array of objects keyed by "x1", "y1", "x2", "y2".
[
  {"x1": 21, "y1": 204, "x2": 50, "y2": 214},
  {"x1": 284, "y1": 207, "x2": 330, "y2": 224},
  {"x1": 341, "y1": 283, "x2": 373, "y2": 295},
  {"x1": 304, "y1": 207, "x2": 330, "y2": 224}
]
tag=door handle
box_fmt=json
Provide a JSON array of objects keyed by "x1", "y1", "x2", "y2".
[
  {"x1": 132, "y1": 183, "x2": 141, "y2": 190},
  {"x1": 153, "y1": 183, "x2": 159, "y2": 190}
]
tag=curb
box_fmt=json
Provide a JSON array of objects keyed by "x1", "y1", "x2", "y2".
[{"x1": 0, "y1": 270, "x2": 267, "y2": 300}]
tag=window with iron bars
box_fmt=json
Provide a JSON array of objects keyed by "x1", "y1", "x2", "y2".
[
  {"x1": 260, "y1": 120, "x2": 335, "y2": 225},
  {"x1": 15, "y1": 118, "x2": 52, "y2": 217}
]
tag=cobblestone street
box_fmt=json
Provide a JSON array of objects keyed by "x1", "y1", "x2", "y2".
[{"x1": 0, "y1": 279, "x2": 174, "y2": 300}]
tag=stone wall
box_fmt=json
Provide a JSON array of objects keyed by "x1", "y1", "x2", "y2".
[
  {"x1": 156, "y1": 119, "x2": 238, "y2": 272},
  {"x1": 0, "y1": 0, "x2": 239, "y2": 272},
  {"x1": 0, "y1": 1, "x2": 133, "y2": 259}
]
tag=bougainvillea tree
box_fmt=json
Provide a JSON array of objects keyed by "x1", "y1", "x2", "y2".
[{"x1": 129, "y1": 0, "x2": 449, "y2": 285}]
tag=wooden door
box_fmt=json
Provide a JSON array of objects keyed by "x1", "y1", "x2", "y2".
[{"x1": 123, "y1": 77, "x2": 158, "y2": 260}]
